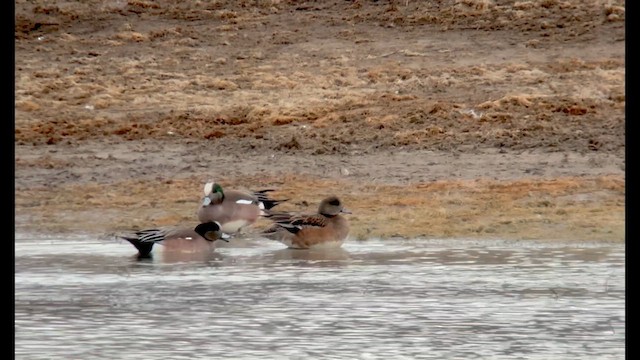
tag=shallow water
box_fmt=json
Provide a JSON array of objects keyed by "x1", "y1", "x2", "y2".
[{"x1": 15, "y1": 234, "x2": 624, "y2": 360}]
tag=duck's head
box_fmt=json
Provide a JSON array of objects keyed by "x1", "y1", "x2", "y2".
[
  {"x1": 202, "y1": 180, "x2": 224, "y2": 206},
  {"x1": 319, "y1": 196, "x2": 352, "y2": 217},
  {"x1": 194, "y1": 221, "x2": 228, "y2": 242}
]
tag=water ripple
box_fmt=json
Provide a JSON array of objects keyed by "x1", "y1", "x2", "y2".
[{"x1": 15, "y1": 237, "x2": 624, "y2": 359}]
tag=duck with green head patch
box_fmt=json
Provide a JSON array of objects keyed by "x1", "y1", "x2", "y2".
[{"x1": 198, "y1": 180, "x2": 288, "y2": 234}]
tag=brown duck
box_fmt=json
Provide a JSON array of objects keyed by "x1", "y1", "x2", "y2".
[{"x1": 262, "y1": 196, "x2": 351, "y2": 249}]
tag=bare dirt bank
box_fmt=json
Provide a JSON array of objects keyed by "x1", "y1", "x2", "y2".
[{"x1": 15, "y1": 0, "x2": 625, "y2": 242}]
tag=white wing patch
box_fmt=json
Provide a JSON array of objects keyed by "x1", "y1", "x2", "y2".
[{"x1": 235, "y1": 199, "x2": 254, "y2": 205}]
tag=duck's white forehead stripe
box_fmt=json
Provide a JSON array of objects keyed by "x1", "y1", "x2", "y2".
[
  {"x1": 236, "y1": 199, "x2": 254, "y2": 205},
  {"x1": 203, "y1": 182, "x2": 214, "y2": 196}
]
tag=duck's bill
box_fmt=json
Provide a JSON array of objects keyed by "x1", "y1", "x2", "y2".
[
  {"x1": 202, "y1": 197, "x2": 212, "y2": 206},
  {"x1": 341, "y1": 208, "x2": 352, "y2": 214}
]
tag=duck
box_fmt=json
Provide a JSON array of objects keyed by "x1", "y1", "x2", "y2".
[
  {"x1": 261, "y1": 196, "x2": 351, "y2": 249},
  {"x1": 197, "y1": 180, "x2": 288, "y2": 234},
  {"x1": 118, "y1": 221, "x2": 227, "y2": 259}
]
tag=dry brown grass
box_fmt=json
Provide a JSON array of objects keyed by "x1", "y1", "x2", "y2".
[{"x1": 15, "y1": 174, "x2": 624, "y2": 242}]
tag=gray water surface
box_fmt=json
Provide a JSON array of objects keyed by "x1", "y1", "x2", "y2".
[{"x1": 15, "y1": 235, "x2": 625, "y2": 360}]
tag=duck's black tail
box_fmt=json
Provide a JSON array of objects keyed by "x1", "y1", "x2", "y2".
[
  {"x1": 253, "y1": 189, "x2": 289, "y2": 210},
  {"x1": 120, "y1": 235, "x2": 154, "y2": 258}
]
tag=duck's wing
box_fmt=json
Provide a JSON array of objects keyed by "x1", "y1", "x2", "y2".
[
  {"x1": 116, "y1": 227, "x2": 171, "y2": 258},
  {"x1": 271, "y1": 213, "x2": 329, "y2": 234},
  {"x1": 251, "y1": 189, "x2": 289, "y2": 210},
  {"x1": 133, "y1": 228, "x2": 172, "y2": 243}
]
